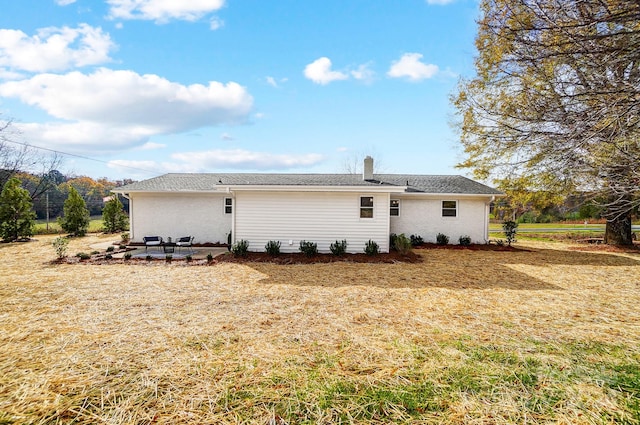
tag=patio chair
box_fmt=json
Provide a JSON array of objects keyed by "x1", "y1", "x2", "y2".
[
  {"x1": 143, "y1": 236, "x2": 163, "y2": 252},
  {"x1": 176, "y1": 236, "x2": 194, "y2": 254}
]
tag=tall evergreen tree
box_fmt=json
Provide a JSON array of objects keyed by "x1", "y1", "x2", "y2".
[
  {"x1": 58, "y1": 186, "x2": 90, "y2": 236},
  {"x1": 0, "y1": 177, "x2": 36, "y2": 241},
  {"x1": 453, "y1": 0, "x2": 640, "y2": 245},
  {"x1": 102, "y1": 195, "x2": 128, "y2": 233}
]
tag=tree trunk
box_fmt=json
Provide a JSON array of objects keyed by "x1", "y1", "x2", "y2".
[{"x1": 604, "y1": 213, "x2": 633, "y2": 246}]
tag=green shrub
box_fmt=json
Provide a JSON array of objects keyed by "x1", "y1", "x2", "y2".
[
  {"x1": 502, "y1": 220, "x2": 518, "y2": 246},
  {"x1": 105, "y1": 254, "x2": 113, "y2": 260},
  {"x1": 90, "y1": 250, "x2": 99, "y2": 255},
  {"x1": 52, "y1": 236, "x2": 69, "y2": 259},
  {"x1": 102, "y1": 195, "x2": 128, "y2": 233},
  {"x1": 0, "y1": 177, "x2": 36, "y2": 242},
  {"x1": 119, "y1": 244, "x2": 126, "y2": 250},
  {"x1": 106, "y1": 245, "x2": 115, "y2": 252},
  {"x1": 58, "y1": 186, "x2": 90, "y2": 237},
  {"x1": 436, "y1": 233, "x2": 449, "y2": 245},
  {"x1": 124, "y1": 252, "x2": 132, "y2": 260},
  {"x1": 330, "y1": 239, "x2": 348, "y2": 256},
  {"x1": 165, "y1": 254, "x2": 172, "y2": 262},
  {"x1": 76, "y1": 252, "x2": 90, "y2": 260},
  {"x1": 265, "y1": 240, "x2": 281, "y2": 256},
  {"x1": 207, "y1": 253, "x2": 214, "y2": 262},
  {"x1": 185, "y1": 254, "x2": 193, "y2": 262},
  {"x1": 364, "y1": 239, "x2": 379, "y2": 256},
  {"x1": 232, "y1": 239, "x2": 249, "y2": 257},
  {"x1": 459, "y1": 235, "x2": 472, "y2": 246},
  {"x1": 393, "y1": 233, "x2": 412, "y2": 255},
  {"x1": 299, "y1": 240, "x2": 318, "y2": 257},
  {"x1": 146, "y1": 255, "x2": 152, "y2": 261},
  {"x1": 410, "y1": 234, "x2": 424, "y2": 246},
  {"x1": 121, "y1": 232, "x2": 130, "y2": 243}
]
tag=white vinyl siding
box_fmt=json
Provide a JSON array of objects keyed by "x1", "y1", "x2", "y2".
[
  {"x1": 390, "y1": 196, "x2": 490, "y2": 244},
  {"x1": 234, "y1": 191, "x2": 390, "y2": 253},
  {"x1": 128, "y1": 193, "x2": 231, "y2": 244}
]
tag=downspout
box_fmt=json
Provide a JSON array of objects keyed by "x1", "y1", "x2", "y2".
[
  {"x1": 484, "y1": 196, "x2": 495, "y2": 244},
  {"x1": 121, "y1": 193, "x2": 133, "y2": 241},
  {"x1": 227, "y1": 187, "x2": 235, "y2": 247}
]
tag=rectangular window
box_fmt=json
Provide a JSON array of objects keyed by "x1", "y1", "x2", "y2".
[
  {"x1": 390, "y1": 199, "x2": 400, "y2": 216},
  {"x1": 442, "y1": 200, "x2": 457, "y2": 217},
  {"x1": 360, "y1": 196, "x2": 374, "y2": 218},
  {"x1": 224, "y1": 197, "x2": 233, "y2": 214}
]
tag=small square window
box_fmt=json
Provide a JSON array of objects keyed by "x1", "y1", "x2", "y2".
[
  {"x1": 224, "y1": 197, "x2": 233, "y2": 214},
  {"x1": 360, "y1": 196, "x2": 374, "y2": 218},
  {"x1": 442, "y1": 200, "x2": 457, "y2": 217},
  {"x1": 390, "y1": 199, "x2": 400, "y2": 216}
]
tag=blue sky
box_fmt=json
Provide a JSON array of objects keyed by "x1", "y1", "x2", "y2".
[{"x1": 0, "y1": 0, "x2": 480, "y2": 180}]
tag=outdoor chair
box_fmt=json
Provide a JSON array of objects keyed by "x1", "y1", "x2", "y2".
[
  {"x1": 176, "y1": 236, "x2": 194, "y2": 254},
  {"x1": 143, "y1": 236, "x2": 163, "y2": 252}
]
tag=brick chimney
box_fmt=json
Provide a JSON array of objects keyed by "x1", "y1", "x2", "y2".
[{"x1": 363, "y1": 156, "x2": 374, "y2": 180}]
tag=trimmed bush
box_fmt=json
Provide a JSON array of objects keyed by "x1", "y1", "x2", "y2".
[
  {"x1": 364, "y1": 239, "x2": 379, "y2": 256},
  {"x1": 165, "y1": 254, "x2": 172, "y2": 262},
  {"x1": 76, "y1": 252, "x2": 90, "y2": 260},
  {"x1": 206, "y1": 252, "x2": 214, "y2": 262},
  {"x1": 299, "y1": 240, "x2": 318, "y2": 257},
  {"x1": 124, "y1": 252, "x2": 132, "y2": 260},
  {"x1": 265, "y1": 240, "x2": 281, "y2": 256},
  {"x1": 185, "y1": 254, "x2": 193, "y2": 262},
  {"x1": 146, "y1": 255, "x2": 152, "y2": 261},
  {"x1": 232, "y1": 239, "x2": 249, "y2": 257},
  {"x1": 393, "y1": 233, "x2": 412, "y2": 255},
  {"x1": 105, "y1": 254, "x2": 113, "y2": 260},
  {"x1": 436, "y1": 233, "x2": 449, "y2": 245},
  {"x1": 459, "y1": 235, "x2": 472, "y2": 246},
  {"x1": 106, "y1": 245, "x2": 115, "y2": 252},
  {"x1": 330, "y1": 239, "x2": 348, "y2": 256},
  {"x1": 410, "y1": 234, "x2": 424, "y2": 246}
]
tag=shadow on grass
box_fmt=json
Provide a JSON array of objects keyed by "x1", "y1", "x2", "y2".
[{"x1": 249, "y1": 247, "x2": 638, "y2": 290}]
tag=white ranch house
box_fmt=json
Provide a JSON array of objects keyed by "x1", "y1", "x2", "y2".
[{"x1": 113, "y1": 157, "x2": 503, "y2": 253}]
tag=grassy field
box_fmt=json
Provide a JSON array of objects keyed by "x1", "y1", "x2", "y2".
[
  {"x1": 33, "y1": 216, "x2": 106, "y2": 235},
  {"x1": 1, "y1": 234, "x2": 639, "y2": 424}
]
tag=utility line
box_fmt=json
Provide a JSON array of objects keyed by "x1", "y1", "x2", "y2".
[{"x1": 3, "y1": 138, "x2": 162, "y2": 176}]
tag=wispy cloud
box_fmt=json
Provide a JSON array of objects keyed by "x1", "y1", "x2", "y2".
[
  {"x1": 107, "y1": 0, "x2": 226, "y2": 23},
  {"x1": 55, "y1": 0, "x2": 77, "y2": 5},
  {"x1": 109, "y1": 149, "x2": 325, "y2": 174}
]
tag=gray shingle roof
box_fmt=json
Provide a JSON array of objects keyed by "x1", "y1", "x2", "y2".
[{"x1": 113, "y1": 173, "x2": 503, "y2": 195}]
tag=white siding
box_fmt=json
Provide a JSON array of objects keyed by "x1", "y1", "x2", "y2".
[
  {"x1": 390, "y1": 196, "x2": 490, "y2": 244},
  {"x1": 234, "y1": 191, "x2": 391, "y2": 253},
  {"x1": 129, "y1": 193, "x2": 231, "y2": 244}
]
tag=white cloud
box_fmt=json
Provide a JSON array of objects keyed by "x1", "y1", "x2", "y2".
[
  {"x1": 265, "y1": 76, "x2": 278, "y2": 88},
  {"x1": 108, "y1": 150, "x2": 325, "y2": 174},
  {"x1": 0, "y1": 24, "x2": 115, "y2": 73},
  {"x1": 351, "y1": 63, "x2": 375, "y2": 83},
  {"x1": 56, "y1": 0, "x2": 77, "y2": 5},
  {"x1": 209, "y1": 17, "x2": 224, "y2": 30},
  {"x1": 172, "y1": 149, "x2": 326, "y2": 170},
  {"x1": 137, "y1": 141, "x2": 166, "y2": 150},
  {"x1": 426, "y1": 0, "x2": 455, "y2": 4},
  {"x1": 0, "y1": 68, "x2": 253, "y2": 152},
  {"x1": 387, "y1": 53, "x2": 439, "y2": 82},
  {"x1": 304, "y1": 57, "x2": 348, "y2": 85},
  {"x1": 336, "y1": 147, "x2": 349, "y2": 152},
  {"x1": 107, "y1": 0, "x2": 225, "y2": 23}
]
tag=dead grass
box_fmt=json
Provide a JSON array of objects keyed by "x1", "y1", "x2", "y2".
[{"x1": 1, "y1": 234, "x2": 639, "y2": 424}]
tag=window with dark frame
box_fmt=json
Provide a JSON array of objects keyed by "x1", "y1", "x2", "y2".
[
  {"x1": 360, "y1": 196, "x2": 374, "y2": 218},
  {"x1": 390, "y1": 199, "x2": 400, "y2": 216},
  {"x1": 224, "y1": 197, "x2": 233, "y2": 214},
  {"x1": 442, "y1": 200, "x2": 457, "y2": 217}
]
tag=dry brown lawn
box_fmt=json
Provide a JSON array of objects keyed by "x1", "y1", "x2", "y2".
[{"x1": 0, "y1": 234, "x2": 639, "y2": 424}]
